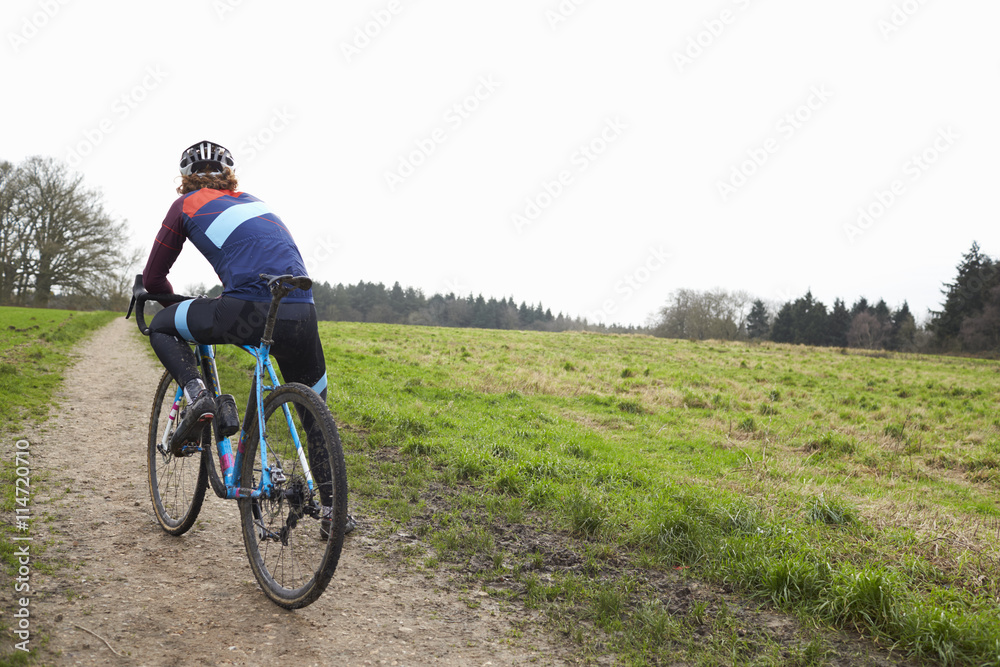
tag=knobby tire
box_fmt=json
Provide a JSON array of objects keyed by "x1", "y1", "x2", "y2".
[
  {"x1": 147, "y1": 370, "x2": 209, "y2": 536},
  {"x1": 238, "y1": 383, "x2": 347, "y2": 609}
]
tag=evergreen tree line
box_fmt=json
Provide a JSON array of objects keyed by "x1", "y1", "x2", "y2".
[
  {"x1": 650, "y1": 243, "x2": 1000, "y2": 355},
  {"x1": 650, "y1": 288, "x2": 920, "y2": 351},
  {"x1": 748, "y1": 292, "x2": 919, "y2": 351},
  {"x1": 927, "y1": 241, "x2": 1000, "y2": 354},
  {"x1": 202, "y1": 279, "x2": 643, "y2": 334}
]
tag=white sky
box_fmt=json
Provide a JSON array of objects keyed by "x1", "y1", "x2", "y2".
[{"x1": 4, "y1": 0, "x2": 998, "y2": 326}]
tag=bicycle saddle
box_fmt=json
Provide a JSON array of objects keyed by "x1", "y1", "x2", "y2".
[{"x1": 260, "y1": 273, "x2": 313, "y2": 294}]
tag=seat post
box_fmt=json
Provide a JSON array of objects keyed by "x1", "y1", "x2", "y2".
[
  {"x1": 259, "y1": 274, "x2": 312, "y2": 347},
  {"x1": 261, "y1": 292, "x2": 284, "y2": 347}
]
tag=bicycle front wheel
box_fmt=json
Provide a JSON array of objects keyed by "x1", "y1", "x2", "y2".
[
  {"x1": 147, "y1": 371, "x2": 209, "y2": 536},
  {"x1": 238, "y1": 383, "x2": 348, "y2": 609}
]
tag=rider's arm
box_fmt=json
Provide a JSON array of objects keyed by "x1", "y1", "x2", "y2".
[{"x1": 142, "y1": 197, "x2": 187, "y2": 302}]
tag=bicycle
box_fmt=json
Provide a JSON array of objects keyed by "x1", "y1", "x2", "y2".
[{"x1": 126, "y1": 273, "x2": 348, "y2": 609}]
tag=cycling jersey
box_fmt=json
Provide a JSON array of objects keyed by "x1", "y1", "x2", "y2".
[{"x1": 143, "y1": 189, "x2": 313, "y2": 304}]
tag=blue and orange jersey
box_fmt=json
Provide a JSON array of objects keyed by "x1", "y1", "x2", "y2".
[{"x1": 142, "y1": 189, "x2": 313, "y2": 304}]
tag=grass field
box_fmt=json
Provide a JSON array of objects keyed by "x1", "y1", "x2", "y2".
[
  {"x1": 123, "y1": 318, "x2": 1000, "y2": 664},
  {"x1": 0, "y1": 306, "x2": 989, "y2": 664},
  {"x1": 0, "y1": 308, "x2": 118, "y2": 434},
  {"x1": 249, "y1": 322, "x2": 1000, "y2": 666},
  {"x1": 0, "y1": 306, "x2": 117, "y2": 666}
]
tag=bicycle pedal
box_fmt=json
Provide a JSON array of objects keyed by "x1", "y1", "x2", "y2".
[
  {"x1": 169, "y1": 419, "x2": 212, "y2": 456},
  {"x1": 172, "y1": 442, "x2": 203, "y2": 457}
]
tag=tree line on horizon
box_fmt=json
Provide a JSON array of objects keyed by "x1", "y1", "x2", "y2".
[
  {"x1": 650, "y1": 287, "x2": 916, "y2": 350},
  {"x1": 5, "y1": 156, "x2": 999, "y2": 355},
  {"x1": 194, "y1": 240, "x2": 996, "y2": 356},
  {"x1": 649, "y1": 242, "x2": 1000, "y2": 355},
  {"x1": 198, "y1": 280, "x2": 643, "y2": 334}
]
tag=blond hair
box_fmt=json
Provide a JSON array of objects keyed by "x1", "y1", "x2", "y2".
[{"x1": 176, "y1": 167, "x2": 239, "y2": 195}]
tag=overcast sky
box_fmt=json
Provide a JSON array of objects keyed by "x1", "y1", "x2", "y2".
[{"x1": 4, "y1": 0, "x2": 997, "y2": 326}]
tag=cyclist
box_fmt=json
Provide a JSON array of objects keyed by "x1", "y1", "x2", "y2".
[{"x1": 142, "y1": 140, "x2": 353, "y2": 536}]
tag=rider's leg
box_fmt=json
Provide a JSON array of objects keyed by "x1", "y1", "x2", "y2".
[
  {"x1": 270, "y1": 309, "x2": 353, "y2": 534},
  {"x1": 148, "y1": 299, "x2": 221, "y2": 449},
  {"x1": 148, "y1": 299, "x2": 220, "y2": 386},
  {"x1": 271, "y1": 310, "x2": 330, "y2": 491}
]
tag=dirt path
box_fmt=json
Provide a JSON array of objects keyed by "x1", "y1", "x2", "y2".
[{"x1": 23, "y1": 318, "x2": 574, "y2": 666}]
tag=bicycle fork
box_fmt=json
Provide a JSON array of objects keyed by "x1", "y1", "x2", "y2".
[{"x1": 159, "y1": 393, "x2": 182, "y2": 454}]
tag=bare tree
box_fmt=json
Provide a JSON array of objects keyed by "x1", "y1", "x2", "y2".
[
  {"x1": 0, "y1": 160, "x2": 17, "y2": 303},
  {"x1": 652, "y1": 288, "x2": 755, "y2": 340},
  {"x1": 847, "y1": 311, "x2": 888, "y2": 349},
  {"x1": 80, "y1": 245, "x2": 144, "y2": 311},
  {"x1": 0, "y1": 160, "x2": 33, "y2": 305},
  {"x1": 5, "y1": 156, "x2": 128, "y2": 306}
]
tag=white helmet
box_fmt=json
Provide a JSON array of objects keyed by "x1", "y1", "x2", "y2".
[{"x1": 179, "y1": 140, "x2": 235, "y2": 176}]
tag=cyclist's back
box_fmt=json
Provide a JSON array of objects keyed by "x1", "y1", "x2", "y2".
[{"x1": 145, "y1": 187, "x2": 312, "y2": 305}]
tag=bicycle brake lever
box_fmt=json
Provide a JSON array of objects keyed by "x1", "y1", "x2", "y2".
[{"x1": 126, "y1": 274, "x2": 144, "y2": 320}]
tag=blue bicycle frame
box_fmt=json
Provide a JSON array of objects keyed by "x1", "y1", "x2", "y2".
[
  {"x1": 130, "y1": 272, "x2": 320, "y2": 503},
  {"x1": 162, "y1": 341, "x2": 317, "y2": 501}
]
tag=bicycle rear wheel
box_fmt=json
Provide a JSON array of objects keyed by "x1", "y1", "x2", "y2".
[
  {"x1": 147, "y1": 371, "x2": 209, "y2": 536},
  {"x1": 238, "y1": 383, "x2": 348, "y2": 609}
]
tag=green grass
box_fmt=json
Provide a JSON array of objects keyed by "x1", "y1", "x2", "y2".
[
  {"x1": 0, "y1": 306, "x2": 118, "y2": 524},
  {"x1": 0, "y1": 307, "x2": 117, "y2": 432},
  {"x1": 130, "y1": 319, "x2": 1000, "y2": 663},
  {"x1": 0, "y1": 306, "x2": 116, "y2": 666},
  {"x1": 280, "y1": 322, "x2": 1000, "y2": 665}
]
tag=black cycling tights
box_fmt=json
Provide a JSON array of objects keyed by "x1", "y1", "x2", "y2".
[{"x1": 148, "y1": 296, "x2": 327, "y2": 395}]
